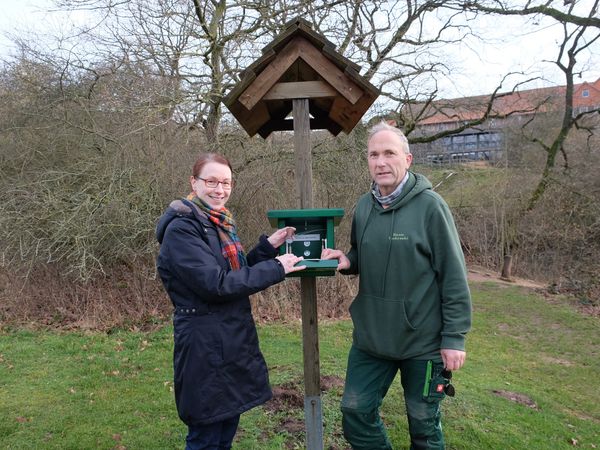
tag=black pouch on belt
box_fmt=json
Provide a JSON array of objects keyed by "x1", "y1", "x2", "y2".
[{"x1": 422, "y1": 360, "x2": 455, "y2": 402}]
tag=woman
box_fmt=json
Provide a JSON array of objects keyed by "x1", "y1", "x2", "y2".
[{"x1": 156, "y1": 153, "x2": 304, "y2": 449}]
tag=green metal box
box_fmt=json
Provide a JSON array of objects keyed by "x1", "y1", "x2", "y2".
[{"x1": 267, "y1": 208, "x2": 344, "y2": 277}]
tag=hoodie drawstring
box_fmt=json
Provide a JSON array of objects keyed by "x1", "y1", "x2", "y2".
[{"x1": 380, "y1": 208, "x2": 396, "y2": 297}]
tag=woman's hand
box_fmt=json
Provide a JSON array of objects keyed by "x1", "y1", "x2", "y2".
[
  {"x1": 268, "y1": 226, "x2": 296, "y2": 249},
  {"x1": 276, "y1": 254, "x2": 306, "y2": 274},
  {"x1": 320, "y1": 248, "x2": 351, "y2": 271}
]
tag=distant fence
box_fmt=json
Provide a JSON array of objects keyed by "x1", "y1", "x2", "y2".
[{"x1": 415, "y1": 149, "x2": 503, "y2": 165}]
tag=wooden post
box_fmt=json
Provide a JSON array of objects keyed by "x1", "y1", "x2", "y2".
[
  {"x1": 224, "y1": 22, "x2": 378, "y2": 446},
  {"x1": 294, "y1": 98, "x2": 313, "y2": 209},
  {"x1": 293, "y1": 98, "x2": 323, "y2": 450}
]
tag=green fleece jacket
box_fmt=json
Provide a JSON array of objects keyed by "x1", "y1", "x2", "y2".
[{"x1": 342, "y1": 172, "x2": 472, "y2": 360}]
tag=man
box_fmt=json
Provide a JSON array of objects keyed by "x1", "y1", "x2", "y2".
[{"x1": 322, "y1": 121, "x2": 472, "y2": 450}]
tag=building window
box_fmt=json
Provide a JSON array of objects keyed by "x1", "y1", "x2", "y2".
[
  {"x1": 582, "y1": 89, "x2": 590, "y2": 97},
  {"x1": 573, "y1": 106, "x2": 590, "y2": 116},
  {"x1": 465, "y1": 134, "x2": 478, "y2": 149}
]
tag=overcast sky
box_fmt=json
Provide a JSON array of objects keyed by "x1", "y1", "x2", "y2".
[{"x1": 1, "y1": 0, "x2": 598, "y2": 100}]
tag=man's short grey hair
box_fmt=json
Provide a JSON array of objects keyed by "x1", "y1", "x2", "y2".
[{"x1": 368, "y1": 121, "x2": 411, "y2": 155}]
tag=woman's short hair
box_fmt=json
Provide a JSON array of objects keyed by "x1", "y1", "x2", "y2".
[
  {"x1": 192, "y1": 153, "x2": 233, "y2": 178},
  {"x1": 368, "y1": 121, "x2": 411, "y2": 155}
]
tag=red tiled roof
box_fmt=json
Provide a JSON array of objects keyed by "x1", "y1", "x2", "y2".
[{"x1": 412, "y1": 78, "x2": 600, "y2": 126}]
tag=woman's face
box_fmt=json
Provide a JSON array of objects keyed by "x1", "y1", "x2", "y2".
[{"x1": 190, "y1": 162, "x2": 233, "y2": 209}]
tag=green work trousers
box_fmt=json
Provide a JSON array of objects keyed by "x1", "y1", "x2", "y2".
[{"x1": 340, "y1": 345, "x2": 446, "y2": 450}]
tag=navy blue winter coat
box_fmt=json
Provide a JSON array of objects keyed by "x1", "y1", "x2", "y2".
[{"x1": 156, "y1": 199, "x2": 285, "y2": 426}]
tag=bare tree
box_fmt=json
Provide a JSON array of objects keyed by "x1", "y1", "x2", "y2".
[
  {"x1": 440, "y1": 0, "x2": 600, "y2": 282},
  {"x1": 2, "y1": 0, "x2": 600, "y2": 325},
  {"x1": 43, "y1": 1, "x2": 487, "y2": 134},
  {"x1": 461, "y1": 0, "x2": 600, "y2": 28},
  {"x1": 50, "y1": 0, "x2": 351, "y2": 144},
  {"x1": 525, "y1": 2, "x2": 600, "y2": 209},
  {"x1": 458, "y1": 0, "x2": 600, "y2": 208}
]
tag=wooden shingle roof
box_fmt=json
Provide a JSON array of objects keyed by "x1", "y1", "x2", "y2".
[{"x1": 224, "y1": 17, "x2": 379, "y2": 138}]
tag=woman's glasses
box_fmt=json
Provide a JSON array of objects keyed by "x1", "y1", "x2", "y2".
[{"x1": 195, "y1": 176, "x2": 234, "y2": 189}]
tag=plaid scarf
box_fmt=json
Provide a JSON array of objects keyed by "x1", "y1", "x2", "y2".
[{"x1": 187, "y1": 194, "x2": 247, "y2": 270}]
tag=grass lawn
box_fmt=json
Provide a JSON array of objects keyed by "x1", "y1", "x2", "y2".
[{"x1": 1, "y1": 282, "x2": 598, "y2": 449}]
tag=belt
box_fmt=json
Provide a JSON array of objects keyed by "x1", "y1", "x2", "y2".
[{"x1": 173, "y1": 306, "x2": 209, "y2": 316}]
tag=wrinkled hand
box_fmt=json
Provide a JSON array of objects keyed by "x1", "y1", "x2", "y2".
[
  {"x1": 276, "y1": 253, "x2": 306, "y2": 274},
  {"x1": 441, "y1": 349, "x2": 466, "y2": 371},
  {"x1": 268, "y1": 226, "x2": 296, "y2": 249},
  {"x1": 320, "y1": 248, "x2": 350, "y2": 271}
]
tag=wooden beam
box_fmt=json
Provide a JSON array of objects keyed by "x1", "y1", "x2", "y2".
[
  {"x1": 223, "y1": 71, "x2": 256, "y2": 108},
  {"x1": 293, "y1": 98, "x2": 313, "y2": 209},
  {"x1": 227, "y1": 99, "x2": 270, "y2": 137},
  {"x1": 263, "y1": 81, "x2": 337, "y2": 100},
  {"x1": 239, "y1": 49, "x2": 277, "y2": 81},
  {"x1": 300, "y1": 276, "x2": 322, "y2": 449},
  {"x1": 258, "y1": 117, "x2": 332, "y2": 136},
  {"x1": 295, "y1": 37, "x2": 363, "y2": 105},
  {"x1": 238, "y1": 38, "x2": 302, "y2": 111},
  {"x1": 329, "y1": 92, "x2": 378, "y2": 133},
  {"x1": 239, "y1": 36, "x2": 365, "y2": 111}
]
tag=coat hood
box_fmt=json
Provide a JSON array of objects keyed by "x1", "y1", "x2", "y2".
[
  {"x1": 381, "y1": 172, "x2": 432, "y2": 210},
  {"x1": 156, "y1": 199, "x2": 195, "y2": 244}
]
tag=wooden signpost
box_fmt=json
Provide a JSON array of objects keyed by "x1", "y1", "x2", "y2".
[{"x1": 224, "y1": 17, "x2": 379, "y2": 450}]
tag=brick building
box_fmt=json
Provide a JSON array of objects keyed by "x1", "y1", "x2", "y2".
[{"x1": 405, "y1": 78, "x2": 600, "y2": 164}]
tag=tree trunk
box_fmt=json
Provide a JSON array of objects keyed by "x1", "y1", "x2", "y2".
[{"x1": 501, "y1": 254, "x2": 513, "y2": 281}]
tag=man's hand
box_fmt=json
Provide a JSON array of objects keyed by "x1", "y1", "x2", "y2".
[
  {"x1": 320, "y1": 248, "x2": 350, "y2": 271},
  {"x1": 441, "y1": 349, "x2": 466, "y2": 371}
]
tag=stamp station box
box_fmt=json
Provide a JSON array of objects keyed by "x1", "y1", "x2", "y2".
[{"x1": 267, "y1": 208, "x2": 344, "y2": 277}]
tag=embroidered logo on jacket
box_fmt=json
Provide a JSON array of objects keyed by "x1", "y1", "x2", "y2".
[{"x1": 389, "y1": 232, "x2": 409, "y2": 241}]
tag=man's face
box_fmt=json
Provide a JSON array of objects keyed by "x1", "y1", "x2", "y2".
[{"x1": 367, "y1": 130, "x2": 413, "y2": 196}]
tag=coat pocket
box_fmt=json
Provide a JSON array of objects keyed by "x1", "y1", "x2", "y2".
[
  {"x1": 174, "y1": 315, "x2": 223, "y2": 368},
  {"x1": 349, "y1": 294, "x2": 416, "y2": 356}
]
